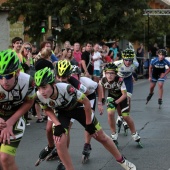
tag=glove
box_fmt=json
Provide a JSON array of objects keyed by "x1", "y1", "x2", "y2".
[
  {"x1": 107, "y1": 97, "x2": 118, "y2": 109},
  {"x1": 53, "y1": 125, "x2": 66, "y2": 137},
  {"x1": 85, "y1": 123, "x2": 97, "y2": 135},
  {"x1": 102, "y1": 98, "x2": 106, "y2": 105}
]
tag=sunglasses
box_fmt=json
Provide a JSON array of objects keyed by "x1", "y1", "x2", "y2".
[
  {"x1": 124, "y1": 59, "x2": 133, "y2": 62},
  {"x1": 24, "y1": 47, "x2": 32, "y2": 51},
  {"x1": 105, "y1": 72, "x2": 116, "y2": 75},
  {"x1": 0, "y1": 72, "x2": 16, "y2": 80}
]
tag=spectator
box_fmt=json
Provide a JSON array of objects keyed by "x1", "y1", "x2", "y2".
[
  {"x1": 109, "y1": 41, "x2": 119, "y2": 62},
  {"x1": 73, "y1": 42, "x2": 82, "y2": 67},
  {"x1": 34, "y1": 41, "x2": 58, "y2": 63},
  {"x1": 136, "y1": 43, "x2": 144, "y2": 75},
  {"x1": 92, "y1": 43, "x2": 103, "y2": 83},
  {"x1": 65, "y1": 48, "x2": 78, "y2": 66},
  {"x1": 11, "y1": 37, "x2": 23, "y2": 62},
  {"x1": 81, "y1": 42, "x2": 93, "y2": 78},
  {"x1": 150, "y1": 43, "x2": 159, "y2": 58}
]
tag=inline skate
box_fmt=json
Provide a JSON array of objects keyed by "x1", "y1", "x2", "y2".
[
  {"x1": 46, "y1": 147, "x2": 59, "y2": 161},
  {"x1": 158, "y1": 98, "x2": 162, "y2": 109},
  {"x1": 35, "y1": 145, "x2": 55, "y2": 166},
  {"x1": 111, "y1": 132, "x2": 118, "y2": 147},
  {"x1": 132, "y1": 132, "x2": 143, "y2": 148},
  {"x1": 116, "y1": 116, "x2": 129, "y2": 136},
  {"x1": 146, "y1": 93, "x2": 154, "y2": 104},
  {"x1": 118, "y1": 157, "x2": 136, "y2": 170},
  {"x1": 56, "y1": 161, "x2": 65, "y2": 170},
  {"x1": 82, "y1": 143, "x2": 92, "y2": 163}
]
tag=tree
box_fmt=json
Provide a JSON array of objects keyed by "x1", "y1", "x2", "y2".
[{"x1": 1, "y1": 0, "x2": 150, "y2": 44}]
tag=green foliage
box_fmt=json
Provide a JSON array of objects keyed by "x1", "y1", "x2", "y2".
[{"x1": 3, "y1": 0, "x2": 170, "y2": 47}]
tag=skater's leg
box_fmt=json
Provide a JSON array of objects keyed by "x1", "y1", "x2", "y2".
[
  {"x1": 68, "y1": 119, "x2": 75, "y2": 148},
  {"x1": 54, "y1": 134, "x2": 74, "y2": 170},
  {"x1": 95, "y1": 130, "x2": 121, "y2": 159},
  {"x1": 149, "y1": 81, "x2": 156, "y2": 94},
  {"x1": 0, "y1": 153, "x2": 18, "y2": 170},
  {"x1": 158, "y1": 82, "x2": 164, "y2": 100},
  {"x1": 94, "y1": 129, "x2": 136, "y2": 169},
  {"x1": 46, "y1": 119, "x2": 55, "y2": 148},
  {"x1": 122, "y1": 115, "x2": 136, "y2": 134},
  {"x1": 107, "y1": 110, "x2": 116, "y2": 134}
]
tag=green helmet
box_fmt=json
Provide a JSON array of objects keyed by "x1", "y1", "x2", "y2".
[
  {"x1": 122, "y1": 49, "x2": 135, "y2": 60},
  {"x1": 34, "y1": 67, "x2": 55, "y2": 87},
  {"x1": 0, "y1": 49, "x2": 20, "y2": 75},
  {"x1": 104, "y1": 63, "x2": 118, "y2": 72},
  {"x1": 55, "y1": 59, "x2": 72, "y2": 77}
]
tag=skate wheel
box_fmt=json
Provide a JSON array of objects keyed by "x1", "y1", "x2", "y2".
[
  {"x1": 35, "y1": 159, "x2": 41, "y2": 166},
  {"x1": 46, "y1": 154, "x2": 58, "y2": 161},
  {"x1": 137, "y1": 142, "x2": 143, "y2": 148},
  {"x1": 81, "y1": 155, "x2": 89, "y2": 164}
]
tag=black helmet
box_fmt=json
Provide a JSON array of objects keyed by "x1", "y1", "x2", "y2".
[
  {"x1": 157, "y1": 49, "x2": 167, "y2": 56},
  {"x1": 104, "y1": 63, "x2": 118, "y2": 72}
]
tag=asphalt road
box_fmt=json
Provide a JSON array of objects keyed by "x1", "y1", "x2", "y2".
[{"x1": 16, "y1": 77, "x2": 170, "y2": 170}]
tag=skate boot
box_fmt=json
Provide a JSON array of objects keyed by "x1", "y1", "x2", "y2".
[
  {"x1": 146, "y1": 93, "x2": 154, "y2": 104},
  {"x1": 56, "y1": 161, "x2": 65, "y2": 170},
  {"x1": 118, "y1": 158, "x2": 136, "y2": 170},
  {"x1": 111, "y1": 132, "x2": 118, "y2": 147},
  {"x1": 158, "y1": 98, "x2": 162, "y2": 109},
  {"x1": 122, "y1": 120, "x2": 129, "y2": 136},
  {"x1": 132, "y1": 132, "x2": 143, "y2": 148},
  {"x1": 116, "y1": 116, "x2": 123, "y2": 133},
  {"x1": 35, "y1": 145, "x2": 54, "y2": 166},
  {"x1": 46, "y1": 147, "x2": 59, "y2": 161},
  {"x1": 82, "y1": 143, "x2": 92, "y2": 164}
]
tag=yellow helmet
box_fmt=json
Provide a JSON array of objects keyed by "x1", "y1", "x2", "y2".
[{"x1": 55, "y1": 59, "x2": 72, "y2": 77}]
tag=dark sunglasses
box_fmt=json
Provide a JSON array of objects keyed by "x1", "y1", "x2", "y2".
[
  {"x1": 124, "y1": 59, "x2": 133, "y2": 62},
  {"x1": 0, "y1": 72, "x2": 16, "y2": 80},
  {"x1": 24, "y1": 47, "x2": 32, "y2": 51}
]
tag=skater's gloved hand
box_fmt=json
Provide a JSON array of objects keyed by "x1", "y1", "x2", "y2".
[
  {"x1": 106, "y1": 97, "x2": 118, "y2": 109},
  {"x1": 85, "y1": 123, "x2": 97, "y2": 135},
  {"x1": 53, "y1": 125, "x2": 66, "y2": 137}
]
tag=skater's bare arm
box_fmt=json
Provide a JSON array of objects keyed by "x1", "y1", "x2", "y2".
[
  {"x1": 44, "y1": 108, "x2": 61, "y2": 126},
  {"x1": 149, "y1": 65, "x2": 152, "y2": 81}
]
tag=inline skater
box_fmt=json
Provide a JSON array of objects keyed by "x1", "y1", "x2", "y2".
[
  {"x1": 114, "y1": 49, "x2": 139, "y2": 135},
  {"x1": 101, "y1": 63, "x2": 142, "y2": 147},
  {"x1": 146, "y1": 49, "x2": 170, "y2": 108},
  {"x1": 36, "y1": 60, "x2": 103, "y2": 169},
  {"x1": 0, "y1": 49, "x2": 35, "y2": 170},
  {"x1": 57, "y1": 61, "x2": 103, "y2": 163},
  {"x1": 34, "y1": 67, "x2": 136, "y2": 170}
]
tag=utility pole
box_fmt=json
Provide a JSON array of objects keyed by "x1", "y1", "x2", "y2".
[{"x1": 143, "y1": 9, "x2": 170, "y2": 60}]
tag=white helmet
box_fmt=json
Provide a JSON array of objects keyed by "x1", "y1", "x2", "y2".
[{"x1": 72, "y1": 65, "x2": 81, "y2": 75}]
